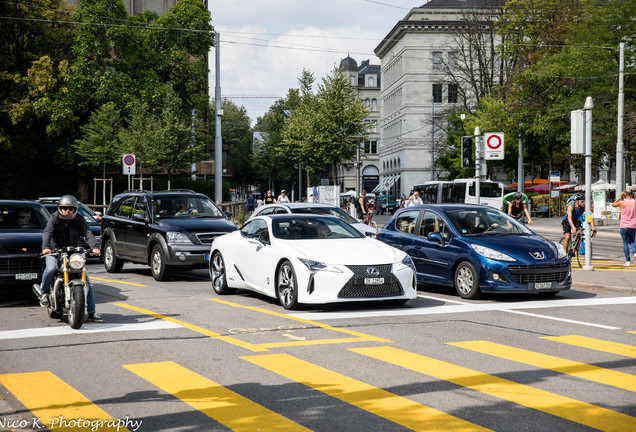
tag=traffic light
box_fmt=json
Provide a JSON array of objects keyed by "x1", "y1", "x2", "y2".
[{"x1": 461, "y1": 136, "x2": 473, "y2": 168}]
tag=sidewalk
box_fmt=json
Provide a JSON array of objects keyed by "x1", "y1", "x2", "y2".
[{"x1": 529, "y1": 216, "x2": 635, "y2": 295}]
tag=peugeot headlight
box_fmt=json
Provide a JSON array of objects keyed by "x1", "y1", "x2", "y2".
[
  {"x1": 394, "y1": 255, "x2": 416, "y2": 272},
  {"x1": 68, "y1": 253, "x2": 86, "y2": 270},
  {"x1": 471, "y1": 244, "x2": 516, "y2": 262},
  {"x1": 298, "y1": 258, "x2": 341, "y2": 273},
  {"x1": 167, "y1": 232, "x2": 191, "y2": 244},
  {"x1": 555, "y1": 242, "x2": 567, "y2": 259}
]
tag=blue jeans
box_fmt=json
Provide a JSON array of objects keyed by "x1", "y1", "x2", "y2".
[
  {"x1": 619, "y1": 227, "x2": 636, "y2": 262},
  {"x1": 41, "y1": 255, "x2": 96, "y2": 313}
]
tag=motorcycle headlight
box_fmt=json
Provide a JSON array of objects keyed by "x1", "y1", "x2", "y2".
[
  {"x1": 167, "y1": 231, "x2": 192, "y2": 244},
  {"x1": 298, "y1": 258, "x2": 342, "y2": 273},
  {"x1": 394, "y1": 255, "x2": 416, "y2": 272},
  {"x1": 471, "y1": 244, "x2": 516, "y2": 262},
  {"x1": 68, "y1": 253, "x2": 86, "y2": 270},
  {"x1": 555, "y1": 242, "x2": 567, "y2": 259}
]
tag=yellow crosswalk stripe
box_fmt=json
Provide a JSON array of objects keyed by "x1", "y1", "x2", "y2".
[
  {"x1": 542, "y1": 335, "x2": 636, "y2": 358},
  {"x1": 243, "y1": 353, "x2": 490, "y2": 432},
  {"x1": 448, "y1": 340, "x2": 636, "y2": 392},
  {"x1": 123, "y1": 361, "x2": 308, "y2": 432},
  {"x1": 0, "y1": 371, "x2": 130, "y2": 432},
  {"x1": 350, "y1": 346, "x2": 636, "y2": 432}
]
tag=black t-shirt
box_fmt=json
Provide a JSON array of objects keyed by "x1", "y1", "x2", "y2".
[{"x1": 264, "y1": 196, "x2": 275, "y2": 204}]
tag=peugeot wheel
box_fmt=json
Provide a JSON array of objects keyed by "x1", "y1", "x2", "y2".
[{"x1": 454, "y1": 261, "x2": 482, "y2": 299}]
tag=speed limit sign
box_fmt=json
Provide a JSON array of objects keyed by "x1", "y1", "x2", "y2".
[
  {"x1": 122, "y1": 154, "x2": 136, "y2": 175},
  {"x1": 484, "y1": 133, "x2": 504, "y2": 160}
]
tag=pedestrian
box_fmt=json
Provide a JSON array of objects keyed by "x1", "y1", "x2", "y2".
[
  {"x1": 277, "y1": 189, "x2": 289, "y2": 203},
  {"x1": 356, "y1": 190, "x2": 370, "y2": 220},
  {"x1": 264, "y1": 190, "x2": 275, "y2": 205},
  {"x1": 611, "y1": 189, "x2": 636, "y2": 266},
  {"x1": 508, "y1": 192, "x2": 532, "y2": 224},
  {"x1": 256, "y1": 196, "x2": 264, "y2": 208},
  {"x1": 246, "y1": 193, "x2": 255, "y2": 213},
  {"x1": 405, "y1": 191, "x2": 423, "y2": 207},
  {"x1": 562, "y1": 193, "x2": 596, "y2": 256}
]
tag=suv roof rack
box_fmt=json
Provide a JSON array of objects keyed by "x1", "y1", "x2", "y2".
[
  {"x1": 122, "y1": 189, "x2": 151, "y2": 194},
  {"x1": 153, "y1": 189, "x2": 197, "y2": 193}
]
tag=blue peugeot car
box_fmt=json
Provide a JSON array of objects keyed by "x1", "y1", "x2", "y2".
[{"x1": 376, "y1": 204, "x2": 571, "y2": 299}]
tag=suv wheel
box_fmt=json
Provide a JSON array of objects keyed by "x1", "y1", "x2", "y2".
[
  {"x1": 103, "y1": 240, "x2": 124, "y2": 273},
  {"x1": 150, "y1": 245, "x2": 171, "y2": 281}
]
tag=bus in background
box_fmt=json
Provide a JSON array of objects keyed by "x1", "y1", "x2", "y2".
[{"x1": 412, "y1": 179, "x2": 505, "y2": 209}]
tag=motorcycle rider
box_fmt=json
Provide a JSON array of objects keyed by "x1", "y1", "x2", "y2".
[{"x1": 35, "y1": 195, "x2": 102, "y2": 322}]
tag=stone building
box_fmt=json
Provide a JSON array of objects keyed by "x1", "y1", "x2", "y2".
[{"x1": 338, "y1": 56, "x2": 381, "y2": 194}]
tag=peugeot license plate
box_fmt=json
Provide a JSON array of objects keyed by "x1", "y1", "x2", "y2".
[
  {"x1": 15, "y1": 273, "x2": 37, "y2": 280},
  {"x1": 365, "y1": 277, "x2": 384, "y2": 285},
  {"x1": 534, "y1": 282, "x2": 553, "y2": 289}
]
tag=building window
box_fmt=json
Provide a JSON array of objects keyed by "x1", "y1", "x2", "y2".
[
  {"x1": 364, "y1": 98, "x2": 370, "y2": 108},
  {"x1": 432, "y1": 84, "x2": 442, "y2": 103},
  {"x1": 432, "y1": 51, "x2": 443, "y2": 71},
  {"x1": 372, "y1": 99, "x2": 377, "y2": 111},
  {"x1": 351, "y1": 76, "x2": 357, "y2": 86},
  {"x1": 448, "y1": 84, "x2": 458, "y2": 103},
  {"x1": 448, "y1": 51, "x2": 458, "y2": 69},
  {"x1": 368, "y1": 77, "x2": 374, "y2": 87},
  {"x1": 363, "y1": 141, "x2": 378, "y2": 154}
]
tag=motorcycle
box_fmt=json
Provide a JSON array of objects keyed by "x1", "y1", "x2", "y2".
[{"x1": 32, "y1": 246, "x2": 92, "y2": 329}]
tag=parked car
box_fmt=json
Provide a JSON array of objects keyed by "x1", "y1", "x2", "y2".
[
  {"x1": 209, "y1": 214, "x2": 417, "y2": 309},
  {"x1": 377, "y1": 195, "x2": 398, "y2": 214},
  {"x1": 38, "y1": 197, "x2": 102, "y2": 222},
  {"x1": 100, "y1": 190, "x2": 238, "y2": 281},
  {"x1": 0, "y1": 201, "x2": 50, "y2": 289},
  {"x1": 376, "y1": 204, "x2": 571, "y2": 299},
  {"x1": 249, "y1": 202, "x2": 376, "y2": 236},
  {"x1": 39, "y1": 201, "x2": 101, "y2": 250}
]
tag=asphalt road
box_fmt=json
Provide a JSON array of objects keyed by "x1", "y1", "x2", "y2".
[{"x1": 1, "y1": 258, "x2": 635, "y2": 432}]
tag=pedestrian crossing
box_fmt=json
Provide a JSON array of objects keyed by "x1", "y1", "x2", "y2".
[{"x1": 1, "y1": 333, "x2": 635, "y2": 431}]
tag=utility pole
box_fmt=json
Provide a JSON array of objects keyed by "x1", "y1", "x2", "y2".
[
  {"x1": 518, "y1": 134, "x2": 524, "y2": 194},
  {"x1": 474, "y1": 127, "x2": 481, "y2": 204},
  {"x1": 214, "y1": 32, "x2": 223, "y2": 204},
  {"x1": 431, "y1": 95, "x2": 435, "y2": 181},
  {"x1": 616, "y1": 42, "x2": 625, "y2": 193},
  {"x1": 583, "y1": 97, "x2": 594, "y2": 271}
]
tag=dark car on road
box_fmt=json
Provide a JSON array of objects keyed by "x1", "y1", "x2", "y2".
[
  {"x1": 376, "y1": 204, "x2": 571, "y2": 299},
  {"x1": 100, "y1": 190, "x2": 238, "y2": 281},
  {"x1": 0, "y1": 201, "x2": 50, "y2": 289}
]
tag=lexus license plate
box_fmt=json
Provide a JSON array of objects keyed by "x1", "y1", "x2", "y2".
[
  {"x1": 534, "y1": 282, "x2": 553, "y2": 290},
  {"x1": 365, "y1": 277, "x2": 384, "y2": 285},
  {"x1": 16, "y1": 273, "x2": 37, "y2": 280}
]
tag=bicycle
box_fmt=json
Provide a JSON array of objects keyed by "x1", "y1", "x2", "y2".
[
  {"x1": 363, "y1": 213, "x2": 378, "y2": 230},
  {"x1": 560, "y1": 228, "x2": 597, "y2": 268}
]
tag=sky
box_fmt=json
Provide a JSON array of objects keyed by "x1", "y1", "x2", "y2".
[{"x1": 207, "y1": 0, "x2": 420, "y2": 125}]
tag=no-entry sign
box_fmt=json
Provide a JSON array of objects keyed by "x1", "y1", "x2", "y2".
[
  {"x1": 484, "y1": 133, "x2": 504, "y2": 160},
  {"x1": 122, "y1": 153, "x2": 136, "y2": 175}
]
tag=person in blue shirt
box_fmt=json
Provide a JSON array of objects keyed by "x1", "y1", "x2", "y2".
[
  {"x1": 562, "y1": 193, "x2": 596, "y2": 255},
  {"x1": 247, "y1": 193, "x2": 255, "y2": 213}
]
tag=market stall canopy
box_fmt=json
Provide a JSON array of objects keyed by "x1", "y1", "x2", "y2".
[{"x1": 575, "y1": 180, "x2": 616, "y2": 191}]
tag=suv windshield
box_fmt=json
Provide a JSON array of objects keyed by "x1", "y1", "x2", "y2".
[
  {"x1": 444, "y1": 208, "x2": 532, "y2": 236},
  {"x1": 289, "y1": 206, "x2": 358, "y2": 224},
  {"x1": 272, "y1": 216, "x2": 363, "y2": 240},
  {"x1": 151, "y1": 195, "x2": 224, "y2": 219}
]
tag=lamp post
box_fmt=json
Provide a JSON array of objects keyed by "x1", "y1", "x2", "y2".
[{"x1": 474, "y1": 127, "x2": 481, "y2": 204}]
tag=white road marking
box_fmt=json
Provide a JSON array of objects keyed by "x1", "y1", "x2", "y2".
[
  {"x1": 0, "y1": 320, "x2": 182, "y2": 340},
  {"x1": 290, "y1": 296, "x2": 636, "y2": 329}
]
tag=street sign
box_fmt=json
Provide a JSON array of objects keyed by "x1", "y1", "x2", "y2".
[
  {"x1": 123, "y1": 154, "x2": 136, "y2": 175},
  {"x1": 549, "y1": 171, "x2": 560, "y2": 183},
  {"x1": 484, "y1": 133, "x2": 504, "y2": 160}
]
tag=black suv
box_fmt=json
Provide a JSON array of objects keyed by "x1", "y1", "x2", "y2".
[{"x1": 101, "y1": 190, "x2": 238, "y2": 281}]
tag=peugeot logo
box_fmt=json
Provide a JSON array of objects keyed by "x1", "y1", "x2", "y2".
[
  {"x1": 367, "y1": 267, "x2": 379, "y2": 276},
  {"x1": 530, "y1": 251, "x2": 545, "y2": 260}
]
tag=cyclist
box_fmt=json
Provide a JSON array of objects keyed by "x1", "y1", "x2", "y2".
[{"x1": 562, "y1": 193, "x2": 596, "y2": 256}]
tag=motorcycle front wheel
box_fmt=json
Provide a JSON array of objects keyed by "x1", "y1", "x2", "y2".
[{"x1": 67, "y1": 284, "x2": 86, "y2": 329}]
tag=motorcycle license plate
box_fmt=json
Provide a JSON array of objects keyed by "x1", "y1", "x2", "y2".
[
  {"x1": 15, "y1": 273, "x2": 38, "y2": 280},
  {"x1": 534, "y1": 282, "x2": 553, "y2": 289},
  {"x1": 365, "y1": 277, "x2": 384, "y2": 285}
]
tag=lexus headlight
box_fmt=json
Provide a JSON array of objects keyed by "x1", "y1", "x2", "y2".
[
  {"x1": 555, "y1": 242, "x2": 567, "y2": 259},
  {"x1": 298, "y1": 258, "x2": 342, "y2": 273},
  {"x1": 471, "y1": 244, "x2": 516, "y2": 262},
  {"x1": 167, "y1": 232, "x2": 192, "y2": 244},
  {"x1": 68, "y1": 253, "x2": 86, "y2": 270},
  {"x1": 394, "y1": 255, "x2": 416, "y2": 272}
]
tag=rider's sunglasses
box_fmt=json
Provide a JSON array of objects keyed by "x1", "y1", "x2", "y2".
[{"x1": 59, "y1": 206, "x2": 76, "y2": 211}]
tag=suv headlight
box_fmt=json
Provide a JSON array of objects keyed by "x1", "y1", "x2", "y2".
[
  {"x1": 167, "y1": 232, "x2": 192, "y2": 244},
  {"x1": 298, "y1": 258, "x2": 341, "y2": 273},
  {"x1": 471, "y1": 244, "x2": 516, "y2": 262},
  {"x1": 394, "y1": 255, "x2": 416, "y2": 272},
  {"x1": 555, "y1": 242, "x2": 567, "y2": 259},
  {"x1": 68, "y1": 253, "x2": 86, "y2": 270}
]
